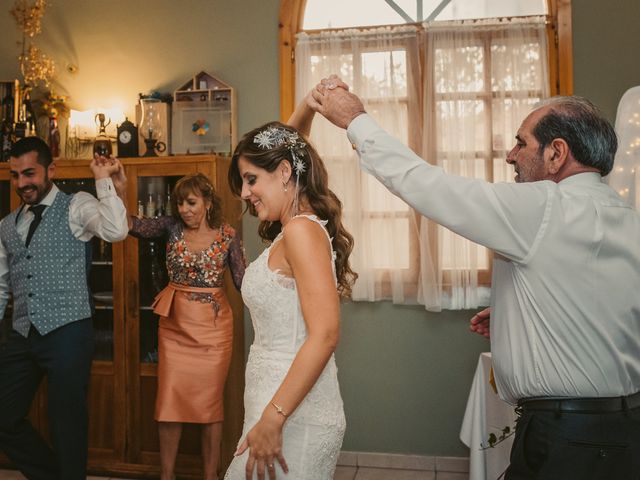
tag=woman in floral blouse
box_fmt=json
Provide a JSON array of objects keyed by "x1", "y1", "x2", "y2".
[{"x1": 129, "y1": 173, "x2": 245, "y2": 480}]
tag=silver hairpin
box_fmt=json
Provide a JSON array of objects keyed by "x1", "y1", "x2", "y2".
[{"x1": 254, "y1": 126, "x2": 307, "y2": 176}]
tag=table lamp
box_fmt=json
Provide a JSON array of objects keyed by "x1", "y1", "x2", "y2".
[{"x1": 139, "y1": 98, "x2": 166, "y2": 156}]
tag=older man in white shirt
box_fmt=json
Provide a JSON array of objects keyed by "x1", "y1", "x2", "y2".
[{"x1": 309, "y1": 78, "x2": 640, "y2": 480}]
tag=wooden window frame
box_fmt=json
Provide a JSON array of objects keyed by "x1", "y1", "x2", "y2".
[
  {"x1": 278, "y1": 0, "x2": 572, "y2": 120},
  {"x1": 278, "y1": 0, "x2": 572, "y2": 293},
  {"x1": 431, "y1": 29, "x2": 550, "y2": 286}
]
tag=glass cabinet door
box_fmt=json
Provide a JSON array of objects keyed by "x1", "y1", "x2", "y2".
[
  {"x1": 0, "y1": 177, "x2": 9, "y2": 219},
  {"x1": 53, "y1": 173, "x2": 125, "y2": 461},
  {"x1": 1, "y1": 176, "x2": 11, "y2": 338},
  {"x1": 126, "y1": 161, "x2": 208, "y2": 470},
  {"x1": 136, "y1": 174, "x2": 183, "y2": 365},
  {"x1": 55, "y1": 179, "x2": 115, "y2": 361}
]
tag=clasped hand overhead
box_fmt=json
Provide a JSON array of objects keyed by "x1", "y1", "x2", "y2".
[
  {"x1": 91, "y1": 153, "x2": 127, "y2": 194},
  {"x1": 307, "y1": 74, "x2": 367, "y2": 130}
]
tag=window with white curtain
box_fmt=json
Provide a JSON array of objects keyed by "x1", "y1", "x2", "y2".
[
  {"x1": 296, "y1": 3, "x2": 551, "y2": 310},
  {"x1": 296, "y1": 28, "x2": 424, "y2": 302},
  {"x1": 425, "y1": 19, "x2": 549, "y2": 289}
]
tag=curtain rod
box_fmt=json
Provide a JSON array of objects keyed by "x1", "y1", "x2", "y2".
[{"x1": 298, "y1": 15, "x2": 549, "y2": 37}]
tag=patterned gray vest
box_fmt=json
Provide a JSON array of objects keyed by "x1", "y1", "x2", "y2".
[{"x1": 0, "y1": 191, "x2": 92, "y2": 336}]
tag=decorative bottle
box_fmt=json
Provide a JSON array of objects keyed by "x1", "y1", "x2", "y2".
[
  {"x1": 145, "y1": 193, "x2": 155, "y2": 218},
  {"x1": 0, "y1": 122, "x2": 12, "y2": 161},
  {"x1": 164, "y1": 185, "x2": 173, "y2": 216},
  {"x1": 1, "y1": 88, "x2": 14, "y2": 125},
  {"x1": 155, "y1": 193, "x2": 164, "y2": 217}
]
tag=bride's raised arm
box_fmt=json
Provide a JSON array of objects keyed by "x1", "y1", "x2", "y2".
[{"x1": 287, "y1": 90, "x2": 316, "y2": 138}]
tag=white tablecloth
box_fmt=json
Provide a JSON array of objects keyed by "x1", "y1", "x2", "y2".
[{"x1": 460, "y1": 352, "x2": 517, "y2": 480}]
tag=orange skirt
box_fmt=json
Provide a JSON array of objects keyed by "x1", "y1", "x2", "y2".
[{"x1": 151, "y1": 283, "x2": 233, "y2": 423}]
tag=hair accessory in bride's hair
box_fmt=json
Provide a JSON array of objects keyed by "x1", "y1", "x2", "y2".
[
  {"x1": 254, "y1": 126, "x2": 307, "y2": 177},
  {"x1": 254, "y1": 126, "x2": 309, "y2": 214}
]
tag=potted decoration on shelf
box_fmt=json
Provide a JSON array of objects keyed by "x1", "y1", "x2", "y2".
[
  {"x1": 10, "y1": 0, "x2": 71, "y2": 156},
  {"x1": 31, "y1": 90, "x2": 69, "y2": 157}
]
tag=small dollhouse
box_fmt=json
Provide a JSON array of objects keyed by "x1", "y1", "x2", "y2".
[{"x1": 171, "y1": 71, "x2": 236, "y2": 155}]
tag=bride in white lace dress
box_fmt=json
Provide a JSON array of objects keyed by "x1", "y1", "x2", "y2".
[{"x1": 224, "y1": 99, "x2": 357, "y2": 480}]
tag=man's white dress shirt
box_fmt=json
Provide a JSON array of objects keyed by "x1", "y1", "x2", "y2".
[
  {"x1": 348, "y1": 113, "x2": 640, "y2": 404},
  {"x1": 0, "y1": 178, "x2": 128, "y2": 318}
]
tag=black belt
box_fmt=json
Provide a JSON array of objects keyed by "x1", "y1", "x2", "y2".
[{"x1": 518, "y1": 391, "x2": 640, "y2": 413}]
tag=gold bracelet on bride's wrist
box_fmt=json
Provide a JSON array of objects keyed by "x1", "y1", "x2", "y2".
[{"x1": 271, "y1": 401, "x2": 288, "y2": 418}]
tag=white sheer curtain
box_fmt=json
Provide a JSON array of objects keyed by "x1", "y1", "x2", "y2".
[
  {"x1": 295, "y1": 17, "x2": 550, "y2": 310},
  {"x1": 296, "y1": 27, "x2": 426, "y2": 304},
  {"x1": 422, "y1": 16, "x2": 550, "y2": 308},
  {"x1": 607, "y1": 85, "x2": 640, "y2": 209}
]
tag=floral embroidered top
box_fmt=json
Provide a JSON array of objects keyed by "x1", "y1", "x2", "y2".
[{"x1": 130, "y1": 216, "x2": 246, "y2": 291}]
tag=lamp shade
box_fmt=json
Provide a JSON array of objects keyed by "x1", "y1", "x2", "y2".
[{"x1": 139, "y1": 98, "x2": 163, "y2": 141}]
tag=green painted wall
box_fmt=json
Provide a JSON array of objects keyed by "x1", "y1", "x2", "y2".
[
  {"x1": 572, "y1": 0, "x2": 640, "y2": 123},
  {"x1": 1, "y1": 0, "x2": 635, "y2": 459},
  {"x1": 0, "y1": 0, "x2": 279, "y2": 135}
]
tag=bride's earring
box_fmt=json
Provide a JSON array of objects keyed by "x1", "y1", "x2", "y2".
[{"x1": 282, "y1": 168, "x2": 290, "y2": 192}]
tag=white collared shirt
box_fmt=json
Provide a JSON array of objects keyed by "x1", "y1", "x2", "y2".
[
  {"x1": 0, "y1": 178, "x2": 128, "y2": 317},
  {"x1": 348, "y1": 113, "x2": 640, "y2": 404}
]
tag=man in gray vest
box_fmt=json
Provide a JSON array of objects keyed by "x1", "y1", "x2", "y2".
[{"x1": 0, "y1": 136, "x2": 128, "y2": 479}]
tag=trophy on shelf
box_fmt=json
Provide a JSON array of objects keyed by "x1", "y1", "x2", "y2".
[{"x1": 93, "y1": 113, "x2": 112, "y2": 157}]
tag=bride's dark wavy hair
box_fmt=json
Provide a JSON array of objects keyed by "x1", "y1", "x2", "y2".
[{"x1": 228, "y1": 121, "x2": 357, "y2": 298}]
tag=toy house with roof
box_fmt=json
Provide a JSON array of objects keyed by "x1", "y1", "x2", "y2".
[{"x1": 171, "y1": 71, "x2": 236, "y2": 155}]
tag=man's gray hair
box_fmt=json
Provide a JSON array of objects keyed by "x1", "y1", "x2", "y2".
[{"x1": 532, "y1": 96, "x2": 617, "y2": 176}]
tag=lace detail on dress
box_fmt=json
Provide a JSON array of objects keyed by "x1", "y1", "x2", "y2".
[
  {"x1": 266, "y1": 232, "x2": 296, "y2": 291},
  {"x1": 267, "y1": 215, "x2": 336, "y2": 291},
  {"x1": 224, "y1": 214, "x2": 344, "y2": 480}
]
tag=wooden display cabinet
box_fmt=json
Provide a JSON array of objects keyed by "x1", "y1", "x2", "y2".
[
  {"x1": 0, "y1": 155, "x2": 245, "y2": 479},
  {"x1": 1, "y1": 167, "x2": 12, "y2": 342},
  {"x1": 0, "y1": 167, "x2": 9, "y2": 223}
]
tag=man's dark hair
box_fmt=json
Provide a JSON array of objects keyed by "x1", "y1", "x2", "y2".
[
  {"x1": 533, "y1": 96, "x2": 617, "y2": 176},
  {"x1": 9, "y1": 136, "x2": 53, "y2": 168}
]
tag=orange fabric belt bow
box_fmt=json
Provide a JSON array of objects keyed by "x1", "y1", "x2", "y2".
[{"x1": 151, "y1": 282, "x2": 224, "y2": 317}]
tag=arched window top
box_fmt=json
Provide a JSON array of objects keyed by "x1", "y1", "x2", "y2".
[
  {"x1": 281, "y1": 0, "x2": 569, "y2": 120},
  {"x1": 303, "y1": 0, "x2": 547, "y2": 30}
]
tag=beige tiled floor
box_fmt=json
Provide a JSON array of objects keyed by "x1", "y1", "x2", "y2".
[
  {"x1": 0, "y1": 468, "x2": 469, "y2": 479},
  {"x1": 336, "y1": 467, "x2": 468, "y2": 480}
]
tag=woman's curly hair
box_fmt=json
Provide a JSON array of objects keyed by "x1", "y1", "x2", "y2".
[{"x1": 229, "y1": 121, "x2": 357, "y2": 298}]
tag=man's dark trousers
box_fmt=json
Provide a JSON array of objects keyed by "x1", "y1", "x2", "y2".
[
  {"x1": 505, "y1": 401, "x2": 640, "y2": 480},
  {"x1": 0, "y1": 318, "x2": 94, "y2": 480}
]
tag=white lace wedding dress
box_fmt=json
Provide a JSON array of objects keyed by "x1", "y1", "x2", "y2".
[{"x1": 224, "y1": 215, "x2": 346, "y2": 480}]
